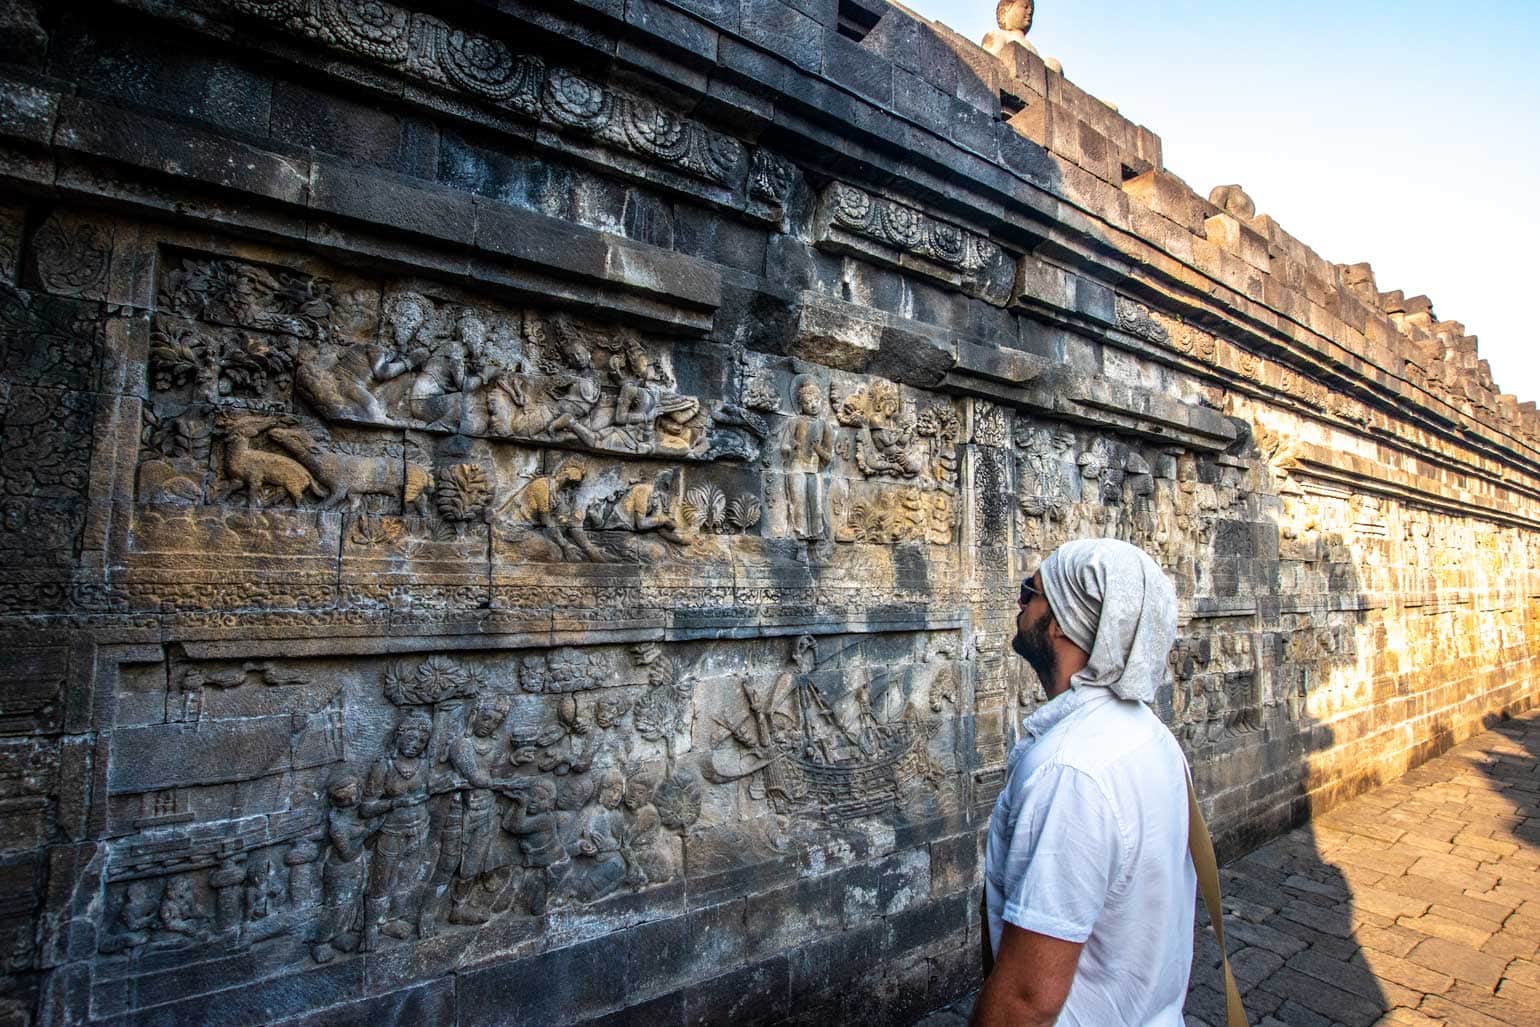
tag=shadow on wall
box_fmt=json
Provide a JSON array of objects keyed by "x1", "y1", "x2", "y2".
[{"x1": 1173, "y1": 441, "x2": 1392, "y2": 1025}]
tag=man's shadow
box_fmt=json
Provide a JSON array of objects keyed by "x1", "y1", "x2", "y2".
[{"x1": 1184, "y1": 505, "x2": 1442, "y2": 1027}]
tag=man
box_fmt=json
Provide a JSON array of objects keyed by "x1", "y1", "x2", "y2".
[{"x1": 973, "y1": 538, "x2": 1196, "y2": 1026}]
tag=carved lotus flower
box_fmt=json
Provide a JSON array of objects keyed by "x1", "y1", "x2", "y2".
[
  {"x1": 545, "y1": 67, "x2": 609, "y2": 128},
  {"x1": 879, "y1": 202, "x2": 924, "y2": 249},
  {"x1": 831, "y1": 184, "x2": 872, "y2": 227},
  {"x1": 448, "y1": 30, "x2": 506, "y2": 74}
]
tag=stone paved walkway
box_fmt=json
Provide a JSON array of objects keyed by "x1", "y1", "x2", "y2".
[{"x1": 914, "y1": 710, "x2": 1540, "y2": 1027}]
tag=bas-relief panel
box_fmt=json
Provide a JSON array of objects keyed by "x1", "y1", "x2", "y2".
[
  {"x1": 74, "y1": 232, "x2": 980, "y2": 1017},
  {"x1": 995, "y1": 403, "x2": 1285, "y2": 758},
  {"x1": 127, "y1": 245, "x2": 964, "y2": 606},
  {"x1": 93, "y1": 631, "x2": 964, "y2": 1008}
]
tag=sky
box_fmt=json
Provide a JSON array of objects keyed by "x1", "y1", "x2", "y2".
[{"x1": 897, "y1": 0, "x2": 1540, "y2": 406}]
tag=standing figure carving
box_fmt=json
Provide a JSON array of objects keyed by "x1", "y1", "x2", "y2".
[
  {"x1": 782, "y1": 374, "x2": 835, "y2": 540},
  {"x1": 423, "y1": 695, "x2": 513, "y2": 932},
  {"x1": 360, "y1": 710, "x2": 434, "y2": 950},
  {"x1": 312, "y1": 768, "x2": 377, "y2": 963}
]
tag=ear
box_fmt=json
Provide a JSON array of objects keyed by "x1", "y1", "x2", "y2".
[{"x1": 1045, "y1": 613, "x2": 1068, "y2": 642}]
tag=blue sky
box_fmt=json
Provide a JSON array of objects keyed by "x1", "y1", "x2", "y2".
[{"x1": 898, "y1": 0, "x2": 1540, "y2": 408}]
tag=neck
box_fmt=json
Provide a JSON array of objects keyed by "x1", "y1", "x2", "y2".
[
  {"x1": 1043, "y1": 674, "x2": 1074, "y2": 701},
  {"x1": 1044, "y1": 646, "x2": 1089, "y2": 701}
]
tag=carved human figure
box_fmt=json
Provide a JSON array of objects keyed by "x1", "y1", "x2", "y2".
[
  {"x1": 311, "y1": 769, "x2": 376, "y2": 964},
  {"x1": 501, "y1": 778, "x2": 568, "y2": 915},
  {"x1": 542, "y1": 372, "x2": 603, "y2": 447},
  {"x1": 782, "y1": 375, "x2": 835, "y2": 541},
  {"x1": 608, "y1": 346, "x2": 700, "y2": 453},
  {"x1": 360, "y1": 710, "x2": 434, "y2": 950},
  {"x1": 243, "y1": 858, "x2": 285, "y2": 922},
  {"x1": 617, "y1": 770, "x2": 671, "y2": 888},
  {"x1": 424, "y1": 694, "x2": 514, "y2": 931},
  {"x1": 566, "y1": 769, "x2": 628, "y2": 903},
  {"x1": 484, "y1": 319, "x2": 538, "y2": 436},
  {"x1": 495, "y1": 463, "x2": 608, "y2": 562},
  {"x1": 857, "y1": 397, "x2": 925, "y2": 479},
  {"x1": 590, "y1": 696, "x2": 633, "y2": 762},
  {"x1": 101, "y1": 881, "x2": 159, "y2": 953},
  {"x1": 599, "y1": 468, "x2": 687, "y2": 544},
  {"x1": 373, "y1": 295, "x2": 485, "y2": 433},
  {"x1": 157, "y1": 877, "x2": 207, "y2": 939}
]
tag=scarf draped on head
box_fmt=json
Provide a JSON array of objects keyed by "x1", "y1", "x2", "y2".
[{"x1": 1037, "y1": 538, "x2": 1178, "y2": 703}]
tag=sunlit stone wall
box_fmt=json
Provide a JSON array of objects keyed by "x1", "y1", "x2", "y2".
[{"x1": 0, "y1": 1, "x2": 1535, "y2": 1024}]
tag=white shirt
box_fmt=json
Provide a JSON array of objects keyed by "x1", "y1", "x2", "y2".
[{"x1": 984, "y1": 687, "x2": 1196, "y2": 1026}]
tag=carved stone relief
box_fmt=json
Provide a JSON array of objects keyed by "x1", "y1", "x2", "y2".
[
  {"x1": 92, "y1": 627, "x2": 960, "y2": 999},
  {"x1": 704, "y1": 634, "x2": 951, "y2": 820},
  {"x1": 814, "y1": 183, "x2": 1015, "y2": 305},
  {"x1": 210, "y1": 0, "x2": 744, "y2": 189}
]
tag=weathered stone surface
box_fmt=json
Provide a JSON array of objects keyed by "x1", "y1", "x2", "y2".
[{"x1": 0, "y1": 0, "x2": 1535, "y2": 1024}]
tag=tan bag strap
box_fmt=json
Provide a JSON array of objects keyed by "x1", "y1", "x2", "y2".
[{"x1": 1187, "y1": 773, "x2": 1249, "y2": 1027}]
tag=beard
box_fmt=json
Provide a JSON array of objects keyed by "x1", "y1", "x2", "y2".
[{"x1": 1011, "y1": 608, "x2": 1058, "y2": 692}]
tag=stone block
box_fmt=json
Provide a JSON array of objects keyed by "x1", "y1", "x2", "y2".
[
  {"x1": 740, "y1": 0, "x2": 825, "y2": 72},
  {"x1": 459, "y1": 933, "x2": 630, "y2": 1025},
  {"x1": 822, "y1": 29, "x2": 892, "y2": 106},
  {"x1": 272, "y1": 80, "x2": 436, "y2": 179},
  {"x1": 310, "y1": 162, "x2": 473, "y2": 245},
  {"x1": 1123, "y1": 169, "x2": 1207, "y2": 235},
  {"x1": 274, "y1": 978, "x2": 455, "y2": 1027},
  {"x1": 787, "y1": 917, "x2": 893, "y2": 997},
  {"x1": 55, "y1": 97, "x2": 308, "y2": 206},
  {"x1": 686, "y1": 955, "x2": 791, "y2": 1025}
]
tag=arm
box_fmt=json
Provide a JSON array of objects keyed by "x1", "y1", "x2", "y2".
[
  {"x1": 970, "y1": 923, "x2": 1083, "y2": 1027},
  {"x1": 448, "y1": 736, "x2": 497, "y2": 789},
  {"x1": 814, "y1": 420, "x2": 835, "y2": 463},
  {"x1": 976, "y1": 764, "x2": 1125, "y2": 1026}
]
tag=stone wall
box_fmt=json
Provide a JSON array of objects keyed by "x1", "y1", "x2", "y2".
[{"x1": 0, "y1": 1, "x2": 1536, "y2": 1024}]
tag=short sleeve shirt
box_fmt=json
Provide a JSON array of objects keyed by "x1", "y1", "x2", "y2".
[{"x1": 984, "y1": 689, "x2": 1196, "y2": 1026}]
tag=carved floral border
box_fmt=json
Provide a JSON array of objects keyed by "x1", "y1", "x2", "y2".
[{"x1": 213, "y1": 0, "x2": 746, "y2": 188}]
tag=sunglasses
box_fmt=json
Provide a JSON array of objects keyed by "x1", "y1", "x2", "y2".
[{"x1": 1019, "y1": 577, "x2": 1042, "y2": 606}]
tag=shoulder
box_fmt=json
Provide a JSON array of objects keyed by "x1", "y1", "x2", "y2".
[{"x1": 1056, "y1": 699, "x2": 1176, "y2": 769}]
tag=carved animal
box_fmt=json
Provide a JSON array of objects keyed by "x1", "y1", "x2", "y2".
[
  {"x1": 266, "y1": 425, "x2": 434, "y2": 516},
  {"x1": 294, "y1": 345, "x2": 389, "y2": 422},
  {"x1": 213, "y1": 412, "x2": 321, "y2": 510}
]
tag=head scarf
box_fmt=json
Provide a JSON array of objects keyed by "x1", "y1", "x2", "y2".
[{"x1": 1037, "y1": 538, "x2": 1177, "y2": 703}]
